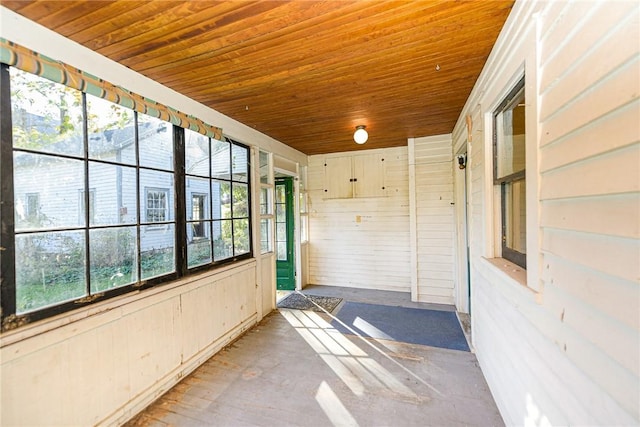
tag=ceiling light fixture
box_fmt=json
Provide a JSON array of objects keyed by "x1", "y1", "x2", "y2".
[{"x1": 353, "y1": 125, "x2": 368, "y2": 144}]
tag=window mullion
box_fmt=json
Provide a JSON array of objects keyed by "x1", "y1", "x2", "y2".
[
  {"x1": 174, "y1": 126, "x2": 186, "y2": 277},
  {"x1": 0, "y1": 63, "x2": 17, "y2": 322},
  {"x1": 82, "y1": 93, "x2": 91, "y2": 297},
  {"x1": 134, "y1": 112, "x2": 142, "y2": 284},
  {"x1": 229, "y1": 141, "x2": 235, "y2": 257}
]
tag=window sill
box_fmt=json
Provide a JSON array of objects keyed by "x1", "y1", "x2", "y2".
[
  {"x1": 479, "y1": 257, "x2": 541, "y2": 302},
  {"x1": 0, "y1": 258, "x2": 257, "y2": 347},
  {"x1": 484, "y1": 257, "x2": 527, "y2": 285}
]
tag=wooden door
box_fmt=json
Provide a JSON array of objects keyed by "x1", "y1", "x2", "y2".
[{"x1": 275, "y1": 177, "x2": 295, "y2": 290}]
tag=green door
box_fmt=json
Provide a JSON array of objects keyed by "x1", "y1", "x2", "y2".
[{"x1": 276, "y1": 177, "x2": 295, "y2": 290}]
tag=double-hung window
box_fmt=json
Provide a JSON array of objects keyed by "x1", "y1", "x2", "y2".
[
  {"x1": 0, "y1": 64, "x2": 252, "y2": 329},
  {"x1": 493, "y1": 77, "x2": 526, "y2": 268},
  {"x1": 145, "y1": 189, "x2": 169, "y2": 223}
]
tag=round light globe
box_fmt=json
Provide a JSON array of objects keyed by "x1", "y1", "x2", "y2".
[{"x1": 354, "y1": 126, "x2": 368, "y2": 144}]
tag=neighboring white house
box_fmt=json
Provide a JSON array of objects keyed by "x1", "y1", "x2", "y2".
[{"x1": 0, "y1": 1, "x2": 637, "y2": 426}]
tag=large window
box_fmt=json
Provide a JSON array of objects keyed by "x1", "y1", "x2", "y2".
[
  {"x1": 0, "y1": 65, "x2": 251, "y2": 328},
  {"x1": 184, "y1": 128, "x2": 251, "y2": 268},
  {"x1": 493, "y1": 77, "x2": 526, "y2": 268}
]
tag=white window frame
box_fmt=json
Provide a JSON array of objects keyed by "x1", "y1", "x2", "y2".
[
  {"x1": 145, "y1": 187, "x2": 169, "y2": 223},
  {"x1": 259, "y1": 150, "x2": 274, "y2": 254},
  {"x1": 483, "y1": 61, "x2": 541, "y2": 293},
  {"x1": 493, "y1": 77, "x2": 526, "y2": 269}
]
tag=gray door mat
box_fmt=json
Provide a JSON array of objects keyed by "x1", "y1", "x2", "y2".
[{"x1": 277, "y1": 293, "x2": 343, "y2": 313}]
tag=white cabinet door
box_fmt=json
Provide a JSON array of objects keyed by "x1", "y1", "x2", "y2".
[
  {"x1": 353, "y1": 152, "x2": 386, "y2": 198},
  {"x1": 323, "y1": 156, "x2": 352, "y2": 199}
]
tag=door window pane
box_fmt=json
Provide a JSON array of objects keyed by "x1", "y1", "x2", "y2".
[
  {"x1": 275, "y1": 184, "x2": 285, "y2": 203},
  {"x1": 277, "y1": 241, "x2": 287, "y2": 261},
  {"x1": 276, "y1": 223, "x2": 286, "y2": 242},
  {"x1": 275, "y1": 180, "x2": 290, "y2": 261}
]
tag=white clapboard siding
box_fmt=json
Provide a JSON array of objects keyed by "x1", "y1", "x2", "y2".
[
  {"x1": 410, "y1": 134, "x2": 455, "y2": 304},
  {"x1": 307, "y1": 148, "x2": 410, "y2": 292},
  {"x1": 450, "y1": 0, "x2": 640, "y2": 425},
  {"x1": 539, "y1": 1, "x2": 640, "y2": 417}
]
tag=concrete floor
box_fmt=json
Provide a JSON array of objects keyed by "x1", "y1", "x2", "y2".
[{"x1": 126, "y1": 286, "x2": 503, "y2": 427}]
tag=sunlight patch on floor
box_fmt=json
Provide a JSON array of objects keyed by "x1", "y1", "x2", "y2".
[
  {"x1": 316, "y1": 381, "x2": 360, "y2": 427},
  {"x1": 280, "y1": 309, "x2": 424, "y2": 404}
]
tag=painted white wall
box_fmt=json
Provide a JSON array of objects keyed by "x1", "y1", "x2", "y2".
[
  {"x1": 307, "y1": 147, "x2": 411, "y2": 292},
  {"x1": 452, "y1": 0, "x2": 640, "y2": 424},
  {"x1": 260, "y1": 253, "x2": 276, "y2": 315},
  {"x1": 408, "y1": 134, "x2": 456, "y2": 305},
  {"x1": 0, "y1": 261, "x2": 257, "y2": 426},
  {"x1": 0, "y1": 6, "x2": 308, "y2": 425}
]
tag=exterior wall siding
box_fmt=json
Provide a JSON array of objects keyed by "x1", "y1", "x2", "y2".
[
  {"x1": 307, "y1": 147, "x2": 411, "y2": 292},
  {"x1": 452, "y1": 0, "x2": 640, "y2": 424}
]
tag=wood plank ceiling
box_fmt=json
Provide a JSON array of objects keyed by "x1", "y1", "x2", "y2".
[{"x1": 1, "y1": 1, "x2": 514, "y2": 155}]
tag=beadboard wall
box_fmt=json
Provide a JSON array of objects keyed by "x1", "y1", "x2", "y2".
[
  {"x1": 307, "y1": 147, "x2": 411, "y2": 292},
  {"x1": 409, "y1": 135, "x2": 456, "y2": 304}
]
